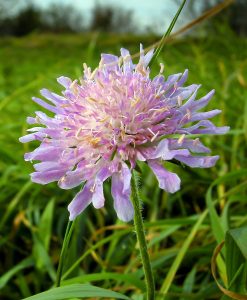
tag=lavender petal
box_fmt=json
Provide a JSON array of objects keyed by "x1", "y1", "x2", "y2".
[
  {"x1": 148, "y1": 160, "x2": 181, "y2": 193},
  {"x1": 175, "y1": 154, "x2": 219, "y2": 168},
  {"x1": 57, "y1": 76, "x2": 72, "y2": 88},
  {"x1": 68, "y1": 180, "x2": 94, "y2": 221},
  {"x1": 31, "y1": 170, "x2": 66, "y2": 184},
  {"x1": 111, "y1": 171, "x2": 134, "y2": 222},
  {"x1": 32, "y1": 97, "x2": 62, "y2": 114},
  {"x1": 92, "y1": 166, "x2": 112, "y2": 209}
]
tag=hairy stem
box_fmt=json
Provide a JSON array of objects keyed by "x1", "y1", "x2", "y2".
[{"x1": 131, "y1": 170, "x2": 155, "y2": 300}]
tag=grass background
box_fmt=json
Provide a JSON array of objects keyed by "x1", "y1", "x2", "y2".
[{"x1": 0, "y1": 29, "x2": 246, "y2": 299}]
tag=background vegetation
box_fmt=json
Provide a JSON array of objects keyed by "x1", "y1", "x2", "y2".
[{"x1": 0, "y1": 1, "x2": 246, "y2": 299}]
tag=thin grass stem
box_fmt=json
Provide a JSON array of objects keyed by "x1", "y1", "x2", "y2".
[
  {"x1": 55, "y1": 220, "x2": 75, "y2": 287},
  {"x1": 149, "y1": 0, "x2": 187, "y2": 67}
]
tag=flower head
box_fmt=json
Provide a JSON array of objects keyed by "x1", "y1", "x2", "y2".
[{"x1": 20, "y1": 46, "x2": 229, "y2": 222}]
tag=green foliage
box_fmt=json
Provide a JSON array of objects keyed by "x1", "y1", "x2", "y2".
[
  {"x1": 21, "y1": 284, "x2": 131, "y2": 300},
  {"x1": 0, "y1": 30, "x2": 246, "y2": 299},
  {"x1": 0, "y1": 257, "x2": 34, "y2": 289},
  {"x1": 226, "y1": 227, "x2": 247, "y2": 294}
]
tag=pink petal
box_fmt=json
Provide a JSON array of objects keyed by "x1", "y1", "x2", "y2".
[
  {"x1": 92, "y1": 184, "x2": 104, "y2": 209},
  {"x1": 155, "y1": 139, "x2": 190, "y2": 160},
  {"x1": 175, "y1": 155, "x2": 219, "y2": 168},
  {"x1": 68, "y1": 180, "x2": 94, "y2": 221},
  {"x1": 101, "y1": 54, "x2": 119, "y2": 71},
  {"x1": 177, "y1": 69, "x2": 188, "y2": 86},
  {"x1": 33, "y1": 161, "x2": 66, "y2": 172},
  {"x1": 32, "y1": 97, "x2": 62, "y2": 114},
  {"x1": 120, "y1": 48, "x2": 134, "y2": 73},
  {"x1": 58, "y1": 171, "x2": 85, "y2": 190},
  {"x1": 148, "y1": 160, "x2": 181, "y2": 193},
  {"x1": 31, "y1": 170, "x2": 66, "y2": 184},
  {"x1": 57, "y1": 76, "x2": 72, "y2": 88},
  {"x1": 58, "y1": 161, "x2": 92, "y2": 190},
  {"x1": 24, "y1": 145, "x2": 61, "y2": 161},
  {"x1": 111, "y1": 169, "x2": 134, "y2": 222},
  {"x1": 92, "y1": 167, "x2": 112, "y2": 209},
  {"x1": 189, "y1": 109, "x2": 221, "y2": 122},
  {"x1": 121, "y1": 162, "x2": 131, "y2": 193},
  {"x1": 40, "y1": 89, "x2": 66, "y2": 105},
  {"x1": 143, "y1": 139, "x2": 190, "y2": 160},
  {"x1": 192, "y1": 90, "x2": 215, "y2": 111},
  {"x1": 19, "y1": 132, "x2": 45, "y2": 143},
  {"x1": 169, "y1": 138, "x2": 211, "y2": 153}
]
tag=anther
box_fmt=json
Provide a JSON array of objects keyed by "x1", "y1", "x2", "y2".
[{"x1": 178, "y1": 134, "x2": 185, "y2": 145}]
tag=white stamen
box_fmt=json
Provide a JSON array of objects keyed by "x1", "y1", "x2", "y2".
[
  {"x1": 59, "y1": 176, "x2": 66, "y2": 183},
  {"x1": 178, "y1": 134, "x2": 185, "y2": 145},
  {"x1": 193, "y1": 138, "x2": 200, "y2": 146},
  {"x1": 76, "y1": 127, "x2": 83, "y2": 138},
  {"x1": 151, "y1": 131, "x2": 160, "y2": 142},
  {"x1": 186, "y1": 109, "x2": 191, "y2": 119},
  {"x1": 160, "y1": 63, "x2": 164, "y2": 73},
  {"x1": 159, "y1": 84, "x2": 163, "y2": 93},
  {"x1": 147, "y1": 127, "x2": 155, "y2": 136},
  {"x1": 177, "y1": 96, "x2": 182, "y2": 106},
  {"x1": 89, "y1": 68, "x2": 98, "y2": 80},
  {"x1": 90, "y1": 183, "x2": 96, "y2": 193}
]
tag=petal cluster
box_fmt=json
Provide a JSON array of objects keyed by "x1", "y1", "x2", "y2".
[{"x1": 20, "y1": 46, "x2": 229, "y2": 222}]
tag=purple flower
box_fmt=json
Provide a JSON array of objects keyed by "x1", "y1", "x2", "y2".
[{"x1": 20, "y1": 46, "x2": 229, "y2": 222}]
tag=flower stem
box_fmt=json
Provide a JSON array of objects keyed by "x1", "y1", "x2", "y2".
[
  {"x1": 55, "y1": 220, "x2": 74, "y2": 287},
  {"x1": 131, "y1": 170, "x2": 155, "y2": 300}
]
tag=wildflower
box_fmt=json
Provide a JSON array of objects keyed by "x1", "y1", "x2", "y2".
[{"x1": 20, "y1": 46, "x2": 229, "y2": 222}]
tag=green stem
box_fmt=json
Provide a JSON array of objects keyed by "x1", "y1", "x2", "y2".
[
  {"x1": 55, "y1": 220, "x2": 75, "y2": 287},
  {"x1": 131, "y1": 170, "x2": 155, "y2": 300},
  {"x1": 149, "y1": 0, "x2": 187, "y2": 67}
]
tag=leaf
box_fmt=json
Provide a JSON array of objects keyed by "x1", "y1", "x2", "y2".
[
  {"x1": 206, "y1": 184, "x2": 226, "y2": 246},
  {"x1": 38, "y1": 198, "x2": 55, "y2": 251},
  {"x1": 16, "y1": 273, "x2": 32, "y2": 298},
  {"x1": 159, "y1": 209, "x2": 208, "y2": 294},
  {"x1": 148, "y1": 225, "x2": 180, "y2": 248},
  {"x1": 0, "y1": 181, "x2": 32, "y2": 230},
  {"x1": 62, "y1": 230, "x2": 130, "y2": 280},
  {"x1": 182, "y1": 266, "x2": 197, "y2": 295},
  {"x1": 212, "y1": 241, "x2": 247, "y2": 300},
  {"x1": 225, "y1": 227, "x2": 247, "y2": 293},
  {"x1": 206, "y1": 170, "x2": 247, "y2": 247},
  {"x1": 61, "y1": 272, "x2": 145, "y2": 291},
  {"x1": 32, "y1": 234, "x2": 56, "y2": 281},
  {"x1": 21, "y1": 284, "x2": 131, "y2": 300},
  {"x1": 206, "y1": 171, "x2": 247, "y2": 288},
  {"x1": 0, "y1": 257, "x2": 34, "y2": 289}
]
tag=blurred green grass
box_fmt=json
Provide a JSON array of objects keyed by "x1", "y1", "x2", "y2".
[{"x1": 0, "y1": 31, "x2": 246, "y2": 300}]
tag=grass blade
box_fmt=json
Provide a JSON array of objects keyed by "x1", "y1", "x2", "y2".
[
  {"x1": 159, "y1": 209, "x2": 208, "y2": 295},
  {"x1": 226, "y1": 227, "x2": 247, "y2": 293},
  {"x1": 21, "y1": 284, "x2": 131, "y2": 300},
  {"x1": 61, "y1": 272, "x2": 145, "y2": 291},
  {"x1": 0, "y1": 257, "x2": 34, "y2": 289}
]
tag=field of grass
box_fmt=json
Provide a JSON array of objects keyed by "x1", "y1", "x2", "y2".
[{"x1": 0, "y1": 31, "x2": 246, "y2": 299}]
